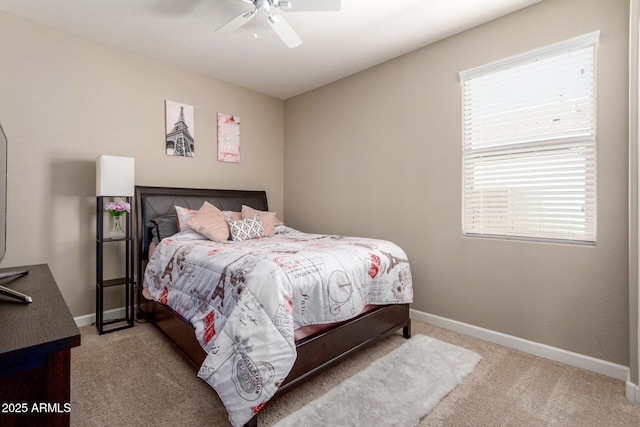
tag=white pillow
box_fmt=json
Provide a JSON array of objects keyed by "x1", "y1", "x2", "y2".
[{"x1": 175, "y1": 205, "x2": 198, "y2": 231}]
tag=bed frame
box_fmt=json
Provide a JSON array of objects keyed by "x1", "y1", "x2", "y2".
[{"x1": 135, "y1": 185, "x2": 411, "y2": 427}]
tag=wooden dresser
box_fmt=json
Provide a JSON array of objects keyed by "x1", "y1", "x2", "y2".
[{"x1": 0, "y1": 264, "x2": 81, "y2": 427}]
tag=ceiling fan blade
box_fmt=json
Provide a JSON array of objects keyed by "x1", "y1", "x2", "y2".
[
  {"x1": 280, "y1": 0, "x2": 340, "y2": 12},
  {"x1": 216, "y1": 10, "x2": 256, "y2": 33},
  {"x1": 267, "y1": 13, "x2": 302, "y2": 48}
]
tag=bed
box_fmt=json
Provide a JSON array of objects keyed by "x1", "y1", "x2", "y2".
[{"x1": 135, "y1": 185, "x2": 412, "y2": 427}]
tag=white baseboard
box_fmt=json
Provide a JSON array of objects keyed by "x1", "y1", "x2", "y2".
[
  {"x1": 74, "y1": 306, "x2": 127, "y2": 328},
  {"x1": 628, "y1": 381, "x2": 640, "y2": 403},
  {"x1": 411, "y1": 309, "x2": 630, "y2": 382}
]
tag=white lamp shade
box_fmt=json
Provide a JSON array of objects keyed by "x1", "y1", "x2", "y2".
[{"x1": 96, "y1": 155, "x2": 135, "y2": 197}]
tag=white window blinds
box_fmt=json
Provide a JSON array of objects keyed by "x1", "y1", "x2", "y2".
[{"x1": 460, "y1": 31, "x2": 599, "y2": 244}]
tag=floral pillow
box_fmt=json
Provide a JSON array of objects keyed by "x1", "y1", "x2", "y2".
[
  {"x1": 175, "y1": 205, "x2": 198, "y2": 232},
  {"x1": 228, "y1": 216, "x2": 265, "y2": 242}
]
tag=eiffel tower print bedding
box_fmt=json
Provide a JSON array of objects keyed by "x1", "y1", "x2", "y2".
[{"x1": 143, "y1": 225, "x2": 413, "y2": 426}]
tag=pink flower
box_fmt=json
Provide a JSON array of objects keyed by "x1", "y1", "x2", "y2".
[{"x1": 104, "y1": 201, "x2": 131, "y2": 217}]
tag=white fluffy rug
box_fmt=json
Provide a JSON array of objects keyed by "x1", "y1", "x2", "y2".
[{"x1": 274, "y1": 334, "x2": 481, "y2": 427}]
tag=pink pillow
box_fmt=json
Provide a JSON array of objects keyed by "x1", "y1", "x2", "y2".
[
  {"x1": 186, "y1": 202, "x2": 230, "y2": 242},
  {"x1": 241, "y1": 205, "x2": 282, "y2": 237},
  {"x1": 223, "y1": 211, "x2": 243, "y2": 221}
]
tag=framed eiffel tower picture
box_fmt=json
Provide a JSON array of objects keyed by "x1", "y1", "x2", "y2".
[{"x1": 165, "y1": 100, "x2": 195, "y2": 157}]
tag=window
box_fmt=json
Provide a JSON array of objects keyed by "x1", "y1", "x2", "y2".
[{"x1": 460, "y1": 31, "x2": 599, "y2": 244}]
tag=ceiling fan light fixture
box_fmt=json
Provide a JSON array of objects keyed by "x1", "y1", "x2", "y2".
[
  {"x1": 267, "y1": 13, "x2": 279, "y2": 24},
  {"x1": 217, "y1": 0, "x2": 341, "y2": 49},
  {"x1": 256, "y1": 0, "x2": 270, "y2": 12}
]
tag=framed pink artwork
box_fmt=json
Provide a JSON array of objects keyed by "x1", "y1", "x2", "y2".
[{"x1": 217, "y1": 112, "x2": 240, "y2": 163}]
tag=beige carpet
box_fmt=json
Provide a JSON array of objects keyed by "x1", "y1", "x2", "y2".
[{"x1": 71, "y1": 320, "x2": 640, "y2": 426}]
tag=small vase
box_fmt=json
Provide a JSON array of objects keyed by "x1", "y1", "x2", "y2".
[{"x1": 110, "y1": 215, "x2": 126, "y2": 239}]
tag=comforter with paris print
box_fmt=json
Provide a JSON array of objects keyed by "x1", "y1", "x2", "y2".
[{"x1": 143, "y1": 226, "x2": 413, "y2": 426}]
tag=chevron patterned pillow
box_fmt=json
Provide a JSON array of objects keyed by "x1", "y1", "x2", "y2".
[{"x1": 228, "y1": 215, "x2": 265, "y2": 242}]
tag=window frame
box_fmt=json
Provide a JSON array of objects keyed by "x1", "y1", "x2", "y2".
[{"x1": 459, "y1": 31, "x2": 599, "y2": 245}]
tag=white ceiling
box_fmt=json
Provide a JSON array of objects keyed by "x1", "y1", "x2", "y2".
[{"x1": 0, "y1": 0, "x2": 542, "y2": 99}]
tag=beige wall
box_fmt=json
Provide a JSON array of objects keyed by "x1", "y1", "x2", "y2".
[
  {"x1": 0, "y1": 11, "x2": 284, "y2": 317},
  {"x1": 284, "y1": 0, "x2": 630, "y2": 365},
  {"x1": 0, "y1": 0, "x2": 632, "y2": 367}
]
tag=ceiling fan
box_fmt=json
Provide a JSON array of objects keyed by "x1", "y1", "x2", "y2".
[{"x1": 216, "y1": 0, "x2": 341, "y2": 49}]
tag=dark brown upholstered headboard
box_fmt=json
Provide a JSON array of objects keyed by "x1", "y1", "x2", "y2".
[{"x1": 135, "y1": 186, "x2": 268, "y2": 263}]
